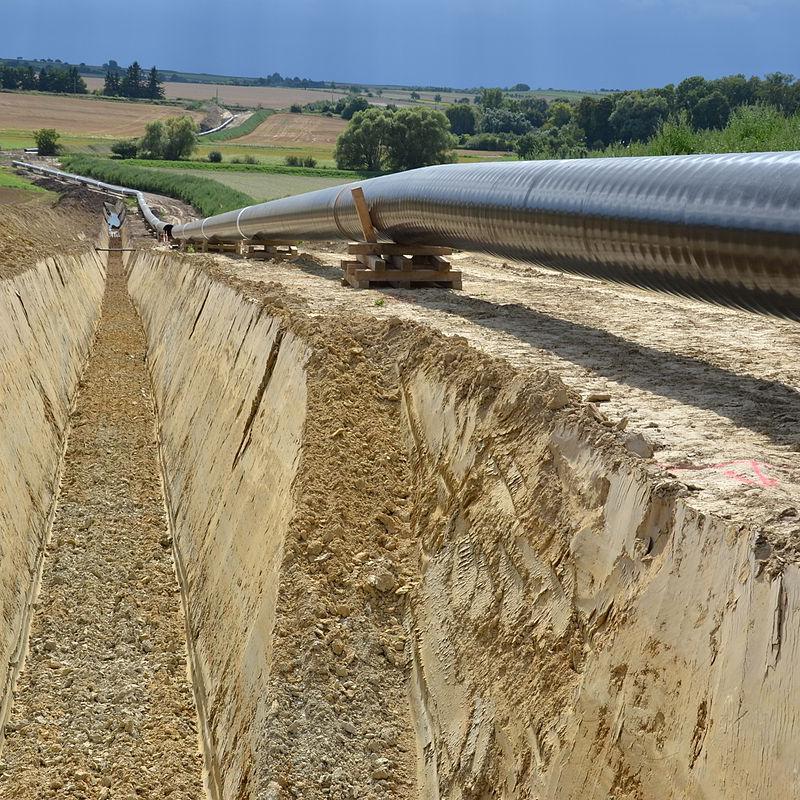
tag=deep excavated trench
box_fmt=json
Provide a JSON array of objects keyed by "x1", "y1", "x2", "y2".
[{"x1": 1, "y1": 197, "x2": 799, "y2": 800}]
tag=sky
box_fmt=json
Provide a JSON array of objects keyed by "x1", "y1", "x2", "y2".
[{"x1": 2, "y1": 0, "x2": 799, "y2": 90}]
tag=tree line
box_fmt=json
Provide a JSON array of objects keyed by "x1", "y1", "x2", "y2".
[
  {"x1": 103, "y1": 62, "x2": 164, "y2": 100},
  {"x1": 0, "y1": 64, "x2": 87, "y2": 93},
  {"x1": 440, "y1": 73, "x2": 800, "y2": 160}
]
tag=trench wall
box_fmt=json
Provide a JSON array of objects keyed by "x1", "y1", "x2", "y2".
[
  {"x1": 128, "y1": 253, "x2": 308, "y2": 799},
  {"x1": 0, "y1": 247, "x2": 105, "y2": 738},
  {"x1": 401, "y1": 361, "x2": 800, "y2": 800}
]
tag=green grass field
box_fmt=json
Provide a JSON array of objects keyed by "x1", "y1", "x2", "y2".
[
  {"x1": 145, "y1": 166, "x2": 351, "y2": 202},
  {"x1": 0, "y1": 165, "x2": 50, "y2": 192}
]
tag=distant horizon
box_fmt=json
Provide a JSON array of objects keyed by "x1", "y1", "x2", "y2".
[
  {"x1": 3, "y1": 0, "x2": 799, "y2": 92},
  {"x1": 3, "y1": 52, "x2": 795, "y2": 96}
]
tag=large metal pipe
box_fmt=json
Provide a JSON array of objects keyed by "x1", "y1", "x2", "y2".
[{"x1": 14, "y1": 154, "x2": 800, "y2": 318}]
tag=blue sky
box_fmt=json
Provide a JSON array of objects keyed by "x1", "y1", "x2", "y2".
[{"x1": 2, "y1": 0, "x2": 798, "y2": 90}]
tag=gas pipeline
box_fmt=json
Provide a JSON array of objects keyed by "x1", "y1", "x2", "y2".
[{"x1": 14, "y1": 151, "x2": 800, "y2": 318}]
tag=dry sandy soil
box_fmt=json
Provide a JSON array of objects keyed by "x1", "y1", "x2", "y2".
[
  {"x1": 82, "y1": 79, "x2": 346, "y2": 108},
  {"x1": 237, "y1": 112, "x2": 347, "y2": 145},
  {"x1": 0, "y1": 92, "x2": 203, "y2": 136}
]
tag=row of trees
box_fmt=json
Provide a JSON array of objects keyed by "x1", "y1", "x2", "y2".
[
  {"x1": 103, "y1": 62, "x2": 164, "y2": 100},
  {"x1": 0, "y1": 64, "x2": 87, "y2": 93}
]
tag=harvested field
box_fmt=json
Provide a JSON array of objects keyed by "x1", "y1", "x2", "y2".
[
  {"x1": 83, "y1": 78, "x2": 347, "y2": 108},
  {"x1": 236, "y1": 113, "x2": 347, "y2": 146},
  {"x1": 0, "y1": 92, "x2": 203, "y2": 136}
]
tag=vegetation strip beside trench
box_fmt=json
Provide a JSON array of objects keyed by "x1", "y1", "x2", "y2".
[
  {"x1": 129, "y1": 158, "x2": 377, "y2": 180},
  {"x1": 201, "y1": 109, "x2": 275, "y2": 142},
  {"x1": 60, "y1": 155, "x2": 254, "y2": 216}
]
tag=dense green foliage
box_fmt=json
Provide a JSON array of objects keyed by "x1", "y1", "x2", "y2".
[
  {"x1": 335, "y1": 107, "x2": 455, "y2": 171},
  {"x1": 437, "y1": 73, "x2": 800, "y2": 159},
  {"x1": 61, "y1": 155, "x2": 254, "y2": 216},
  {"x1": 121, "y1": 116, "x2": 198, "y2": 161},
  {"x1": 598, "y1": 105, "x2": 800, "y2": 158},
  {"x1": 202, "y1": 109, "x2": 273, "y2": 142},
  {"x1": 208, "y1": 150, "x2": 223, "y2": 163},
  {"x1": 0, "y1": 64, "x2": 86, "y2": 93},
  {"x1": 34, "y1": 128, "x2": 60, "y2": 155}
]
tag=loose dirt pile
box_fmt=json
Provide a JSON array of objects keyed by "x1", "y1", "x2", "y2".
[
  {"x1": 0, "y1": 249, "x2": 204, "y2": 799},
  {"x1": 0, "y1": 187, "x2": 102, "y2": 278}
]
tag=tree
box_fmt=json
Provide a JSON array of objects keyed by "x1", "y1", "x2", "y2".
[
  {"x1": 609, "y1": 92, "x2": 669, "y2": 142},
  {"x1": 111, "y1": 139, "x2": 139, "y2": 158},
  {"x1": 445, "y1": 103, "x2": 477, "y2": 135},
  {"x1": 340, "y1": 96, "x2": 369, "y2": 120},
  {"x1": 480, "y1": 107, "x2": 531, "y2": 135},
  {"x1": 121, "y1": 61, "x2": 144, "y2": 98},
  {"x1": 385, "y1": 107, "x2": 455, "y2": 170},
  {"x1": 690, "y1": 90, "x2": 730, "y2": 130},
  {"x1": 410, "y1": 91, "x2": 421, "y2": 100},
  {"x1": 511, "y1": 83, "x2": 531, "y2": 92},
  {"x1": 434, "y1": 93, "x2": 442, "y2": 104},
  {"x1": 145, "y1": 66, "x2": 164, "y2": 100},
  {"x1": 162, "y1": 116, "x2": 198, "y2": 160},
  {"x1": 34, "y1": 128, "x2": 60, "y2": 156},
  {"x1": 208, "y1": 150, "x2": 223, "y2": 163},
  {"x1": 138, "y1": 120, "x2": 166, "y2": 158},
  {"x1": 518, "y1": 96, "x2": 549, "y2": 128},
  {"x1": 515, "y1": 125, "x2": 587, "y2": 160},
  {"x1": 335, "y1": 107, "x2": 393, "y2": 171},
  {"x1": 546, "y1": 101, "x2": 573, "y2": 128},
  {"x1": 103, "y1": 68, "x2": 120, "y2": 96},
  {"x1": 479, "y1": 88, "x2": 504, "y2": 109},
  {"x1": 574, "y1": 95, "x2": 614, "y2": 148}
]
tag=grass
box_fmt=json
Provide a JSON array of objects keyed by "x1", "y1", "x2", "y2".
[
  {"x1": 0, "y1": 165, "x2": 50, "y2": 192},
  {"x1": 145, "y1": 167, "x2": 352, "y2": 203},
  {"x1": 60, "y1": 155, "x2": 254, "y2": 216},
  {"x1": 202, "y1": 109, "x2": 274, "y2": 142},
  {"x1": 129, "y1": 157, "x2": 376, "y2": 180}
]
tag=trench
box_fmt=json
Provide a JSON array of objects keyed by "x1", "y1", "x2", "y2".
[{"x1": 1, "y1": 222, "x2": 799, "y2": 800}]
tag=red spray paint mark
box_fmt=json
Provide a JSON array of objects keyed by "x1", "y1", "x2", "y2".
[{"x1": 659, "y1": 459, "x2": 779, "y2": 488}]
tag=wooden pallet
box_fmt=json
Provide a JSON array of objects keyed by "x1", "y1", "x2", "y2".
[
  {"x1": 341, "y1": 187, "x2": 462, "y2": 290},
  {"x1": 242, "y1": 240, "x2": 299, "y2": 261}
]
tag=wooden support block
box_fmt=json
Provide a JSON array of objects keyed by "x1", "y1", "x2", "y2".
[
  {"x1": 347, "y1": 242, "x2": 453, "y2": 256},
  {"x1": 351, "y1": 188, "x2": 377, "y2": 243}
]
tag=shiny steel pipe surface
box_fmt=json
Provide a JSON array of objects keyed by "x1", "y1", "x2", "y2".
[
  {"x1": 14, "y1": 154, "x2": 800, "y2": 318},
  {"x1": 172, "y1": 152, "x2": 800, "y2": 318}
]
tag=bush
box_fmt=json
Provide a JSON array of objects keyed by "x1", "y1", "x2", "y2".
[
  {"x1": 242, "y1": 155, "x2": 258, "y2": 164},
  {"x1": 284, "y1": 155, "x2": 301, "y2": 167},
  {"x1": 208, "y1": 151, "x2": 223, "y2": 163},
  {"x1": 290, "y1": 104, "x2": 302, "y2": 113},
  {"x1": 303, "y1": 156, "x2": 317, "y2": 168},
  {"x1": 34, "y1": 128, "x2": 60, "y2": 156},
  {"x1": 111, "y1": 139, "x2": 138, "y2": 159},
  {"x1": 461, "y1": 132, "x2": 516, "y2": 151}
]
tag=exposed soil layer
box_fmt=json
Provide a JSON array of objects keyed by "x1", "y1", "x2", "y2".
[{"x1": 0, "y1": 248, "x2": 204, "y2": 799}]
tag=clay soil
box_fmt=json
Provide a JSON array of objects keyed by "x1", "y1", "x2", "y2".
[{"x1": 0, "y1": 247, "x2": 204, "y2": 798}]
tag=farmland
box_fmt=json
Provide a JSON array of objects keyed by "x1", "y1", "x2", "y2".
[
  {"x1": 236, "y1": 113, "x2": 347, "y2": 145},
  {"x1": 0, "y1": 91, "x2": 203, "y2": 136},
  {"x1": 83, "y1": 77, "x2": 347, "y2": 108}
]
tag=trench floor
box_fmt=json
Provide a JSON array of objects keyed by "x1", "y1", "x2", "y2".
[{"x1": 0, "y1": 249, "x2": 204, "y2": 798}]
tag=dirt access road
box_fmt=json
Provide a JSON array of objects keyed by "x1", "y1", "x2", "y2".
[
  {"x1": 203, "y1": 245, "x2": 800, "y2": 539},
  {"x1": 0, "y1": 247, "x2": 204, "y2": 799}
]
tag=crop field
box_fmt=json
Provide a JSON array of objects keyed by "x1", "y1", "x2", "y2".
[
  {"x1": 236, "y1": 113, "x2": 347, "y2": 145},
  {"x1": 0, "y1": 91, "x2": 203, "y2": 136},
  {"x1": 83, "y1": 78, "x2": 346, "y2": 108},
  {"x1": 147, "y1": 165, "x2": 351, "y2": 202}
]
